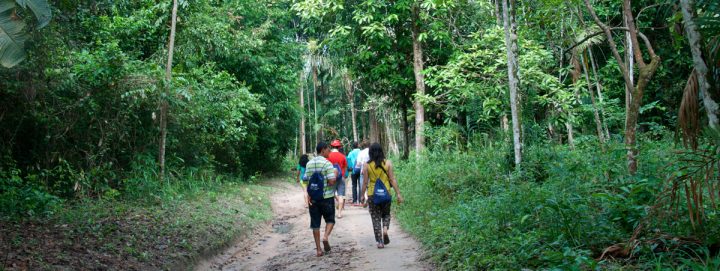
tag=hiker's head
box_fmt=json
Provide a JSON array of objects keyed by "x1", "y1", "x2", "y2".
[
  {"x1": 330, "y1": 139, "x2": 342, "y2": 150},
  {"x1": 369, "y1": 142, "x2": 385, "y2": 166},
  {"x1": 299, "y1": 154, "x2": 309, "y2": 167},
  {"x1": 351, "y1": 141, "x2": 359, "y2": 149},
  {"x1": 316, "y1": 142, "x2": 331, "y2": 157},
  {"x1": 361, "y1": 139, "x2": 370, "y2": 149}
]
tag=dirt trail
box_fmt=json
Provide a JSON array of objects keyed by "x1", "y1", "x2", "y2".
[{"x1": 196, "y1": 180, "x2": 430, "y2": 271}]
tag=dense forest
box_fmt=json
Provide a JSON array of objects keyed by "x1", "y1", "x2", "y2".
[{"x1": 2, "y1": 0, "x2": 720, "y2": 269}]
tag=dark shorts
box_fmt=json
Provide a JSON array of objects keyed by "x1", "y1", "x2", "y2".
[{"x1": 309, "y1": 197, "x2": 335, "y2": 230}]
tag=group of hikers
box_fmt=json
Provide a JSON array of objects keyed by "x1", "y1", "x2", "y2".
[{"x1": 295, "y1": 139, "x2": 404, "y2": 257}]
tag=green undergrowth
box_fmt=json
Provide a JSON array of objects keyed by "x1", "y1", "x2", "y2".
[
  {"x1": 395, "y1": 137, "x2": 720, "y2": 270},
  {"x1": 0, "y1": 172, "x2": 274, "y2": 270}
]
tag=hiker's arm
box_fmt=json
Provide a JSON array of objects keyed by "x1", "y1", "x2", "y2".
[
  {"x1": 387, "y1": 161, "x2": 403, "y2": 204},
  {"x1": 360, "y1": 166, "x2": 368, "y2": 199},
  {"x1": 327, "y1": 164, "x2": 337, "y2": 186},
  {"x1": 305, "y1": 191, "x2": 312, "y2": 206}
]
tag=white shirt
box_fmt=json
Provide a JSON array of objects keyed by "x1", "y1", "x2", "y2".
[{"x1": 355, "y1": 148, "x2": 370, "y2": 170}]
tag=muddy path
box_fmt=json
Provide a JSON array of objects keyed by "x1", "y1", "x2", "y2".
[{"x1": 196, "y1": 179, "x2": 431, "y2": 271}]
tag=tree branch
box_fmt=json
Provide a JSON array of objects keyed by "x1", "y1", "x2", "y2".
[{"x1": 583, "y1": 0, "x2": 632, "y2": 89}]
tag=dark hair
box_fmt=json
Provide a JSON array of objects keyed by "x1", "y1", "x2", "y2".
[
  {"x1": 299, "y1": 154, "x2": 309, "y2": 168},
  {"x1": 351, "y1": 141, "x2": 359, "y2": 149},
  {"x1": 369, "y1": 142, "x2": 385, "y2": 169},
  {"x1": 316, "y1": 141, "x2": 329, "y2": 154},
  {"x1": 361, "y1": 139, "x2": 370, "y2": 148}
]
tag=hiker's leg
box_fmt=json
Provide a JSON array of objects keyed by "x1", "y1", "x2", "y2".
[
  {"x1": 368, "y1": 197, "x2": 383, "y2": 243},
  {"x1": 382, "y1": 201, "x2": 392, "y2": 229},
  {"x1": 336, "y1": 178, "x2": 346, "y2": 215},
  {"x1": 313, "y1": 230, "x2": 322, "y2": 256},
  {"x1": 309, "y1": 201, "x2": 323, "y2": 256},
  {"x1": 358, "y1": 175, "x2": 365, "y2": 203},
  {"x1": 323, "y1": 222, "x2": 335, "y2": 241},
  {"x1": 351, "y1": 172, "x2": 359, "y2": 203},
  {"x1": 321, "y1": 198, "x2": 336, "y2": 241}
]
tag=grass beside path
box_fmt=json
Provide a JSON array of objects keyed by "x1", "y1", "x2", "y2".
[{"x1": 0, "y1": 176, "x2": 276, "y2": 270}]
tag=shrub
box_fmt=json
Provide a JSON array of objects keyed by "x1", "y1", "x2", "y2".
[{"x1": 394, "y1": 138, "x2": 712, "y2": 270}]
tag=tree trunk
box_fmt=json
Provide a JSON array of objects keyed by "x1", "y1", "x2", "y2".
[
  {"x1": 384, "y1": 110, "x2": 400, "y2": 156},
  {"x1": 584, "y1": 0, "x2": 661, "y2": 175},
  {"x1": 565, "y1": 122, "x2": 575, "y2": 149},
  {"x1": 319, "y1": 79, "x2": 327, "y2": 141},
  {"x1": 502, "y1": 0, "x2": 522, "y2": 166},
  {"x1": 350, "y1": 100, "x2": 358, "y2": 142},
  {"x1": 411, "y1": 5, "x2": 426, "y2": 157},
  {"x1": 299, "y1": 71, "x2": 306, "y2": 154},
  {"x1": 343, "y1": 72, "x2": 359, "y2": 141},
  {"x1": 681, "y1": 0, "x2": 719, "y2": 130},
  {"x1": 370, "y1": 109, "x2": 379, "y2": 143},
  {"x1": 625, "y1": 19, "x2": 634, "y2": 114},
  {"x1": 588, "y1": 47, "x2": 611, "y2": 139},
  {"x1": 501, "y1": 113, "x2": 509, "y2": 132},
  {"x1": 622, "y1": 0, "x2": 661, "y2": 174},
  {"x1": 401, "y1": 102, "x2": 410, "y2": 160},
  {"x1": 312, "y1": 66, "x2": 320, "y2": 143},
  {"x1": 581, "y1": 53, "x2": 607, "y2": 149},
  {"x1": 159, "y1": 0, "x2": 179, "y2": 182},
  {"x1": 494, "y1": 0, "x2": 502, "y2": 26},
  {"x1": 361, "y1": 110, "x2": 367, "y2": 141},
  {"x1": 306, "y1": 77, "x2": 313, "y2": 147},
  {"x1": 567, "y1": 55, "x2": 584, "y2": 148}
]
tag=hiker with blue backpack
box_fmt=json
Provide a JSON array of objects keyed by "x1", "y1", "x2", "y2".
[
  {"x1": 361, "y1": 143, "x2": 404, "y2": 249},
  {"x1": 345, "y1": 141, "x2": 361, "y2": 205},
  {"x1": 304, "y1": 142, "x2": 338, "y2": 257}
]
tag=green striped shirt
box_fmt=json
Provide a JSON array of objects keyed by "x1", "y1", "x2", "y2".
[{"x1": 304, "y1": 156, "x2": 337, "y2": 199}]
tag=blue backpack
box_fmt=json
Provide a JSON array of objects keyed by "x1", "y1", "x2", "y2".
[
  {"x1": 307, "y1": 171, "x2": 325, "y2": 202},
  {"x1": 371, "y1": 164, "x2": 392, "y2": 204},
  {"x1": 332, "y1": 163, "x2": 343, "y2": 182}
]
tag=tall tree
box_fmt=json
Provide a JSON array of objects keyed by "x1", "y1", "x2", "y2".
[
  {"x1": 158, "y1": 0, "x2": 179, "y2": 181},
  {"x1": 584, "y1": 0, "x2": 661, "y2": 174},
  {"x1": 580, "y1": 53, "x2": 606, "y2": 148},
  {"x1": 411, "y1": 3, "x2": 426, "y2": 157},
  {"x1": 342, "y1": 69, "x2": 359, "y2": 142},
  {"x1": 681, "y1": 0, "x2": 719, "y2": 130},
  {"x1": 503, "y1": 0, "x2": 522, "y2": 166},
  {"x1": 312, "y1": 63, "x2": 319, "y2": 142},
  {"x1": 299, "y1": 71, "x2": 307, "y2": 153}
]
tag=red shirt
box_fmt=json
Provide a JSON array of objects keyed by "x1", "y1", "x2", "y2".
[{"x1": 327, "y1": 151, "x2": 348, "y2": 178}]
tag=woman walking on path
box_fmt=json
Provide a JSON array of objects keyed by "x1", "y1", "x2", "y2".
[
  {"x1": 296, "y1": 154, "x2": 310, "y2": 203},
  {"x1": 361, "y1": 143, "x2": 404, "y2": 248},
  {"x1": 296, "y1": 154, "x2": 310, "y2": 187}
]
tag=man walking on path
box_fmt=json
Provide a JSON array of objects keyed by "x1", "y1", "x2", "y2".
[
  {"x1": 304, "y1": 142, "x2": 338, "y2": 256},
  {"x1": 346, "y1": 142, "x2": 361, "y2": 205},
  {"x1": 328, "y1": 139, "x2": 348, "y2": 218},
  {"x1": 354, "y1": 140, "x2": 370, "y2": 204}
]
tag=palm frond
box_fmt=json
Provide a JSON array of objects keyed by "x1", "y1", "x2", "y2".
[
  {"x1": 572, "y1": 25, "x2": 604, "y2": 54},
  {"x1": 679, "y1": 69, "x2": 700, "y2": 150}
]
